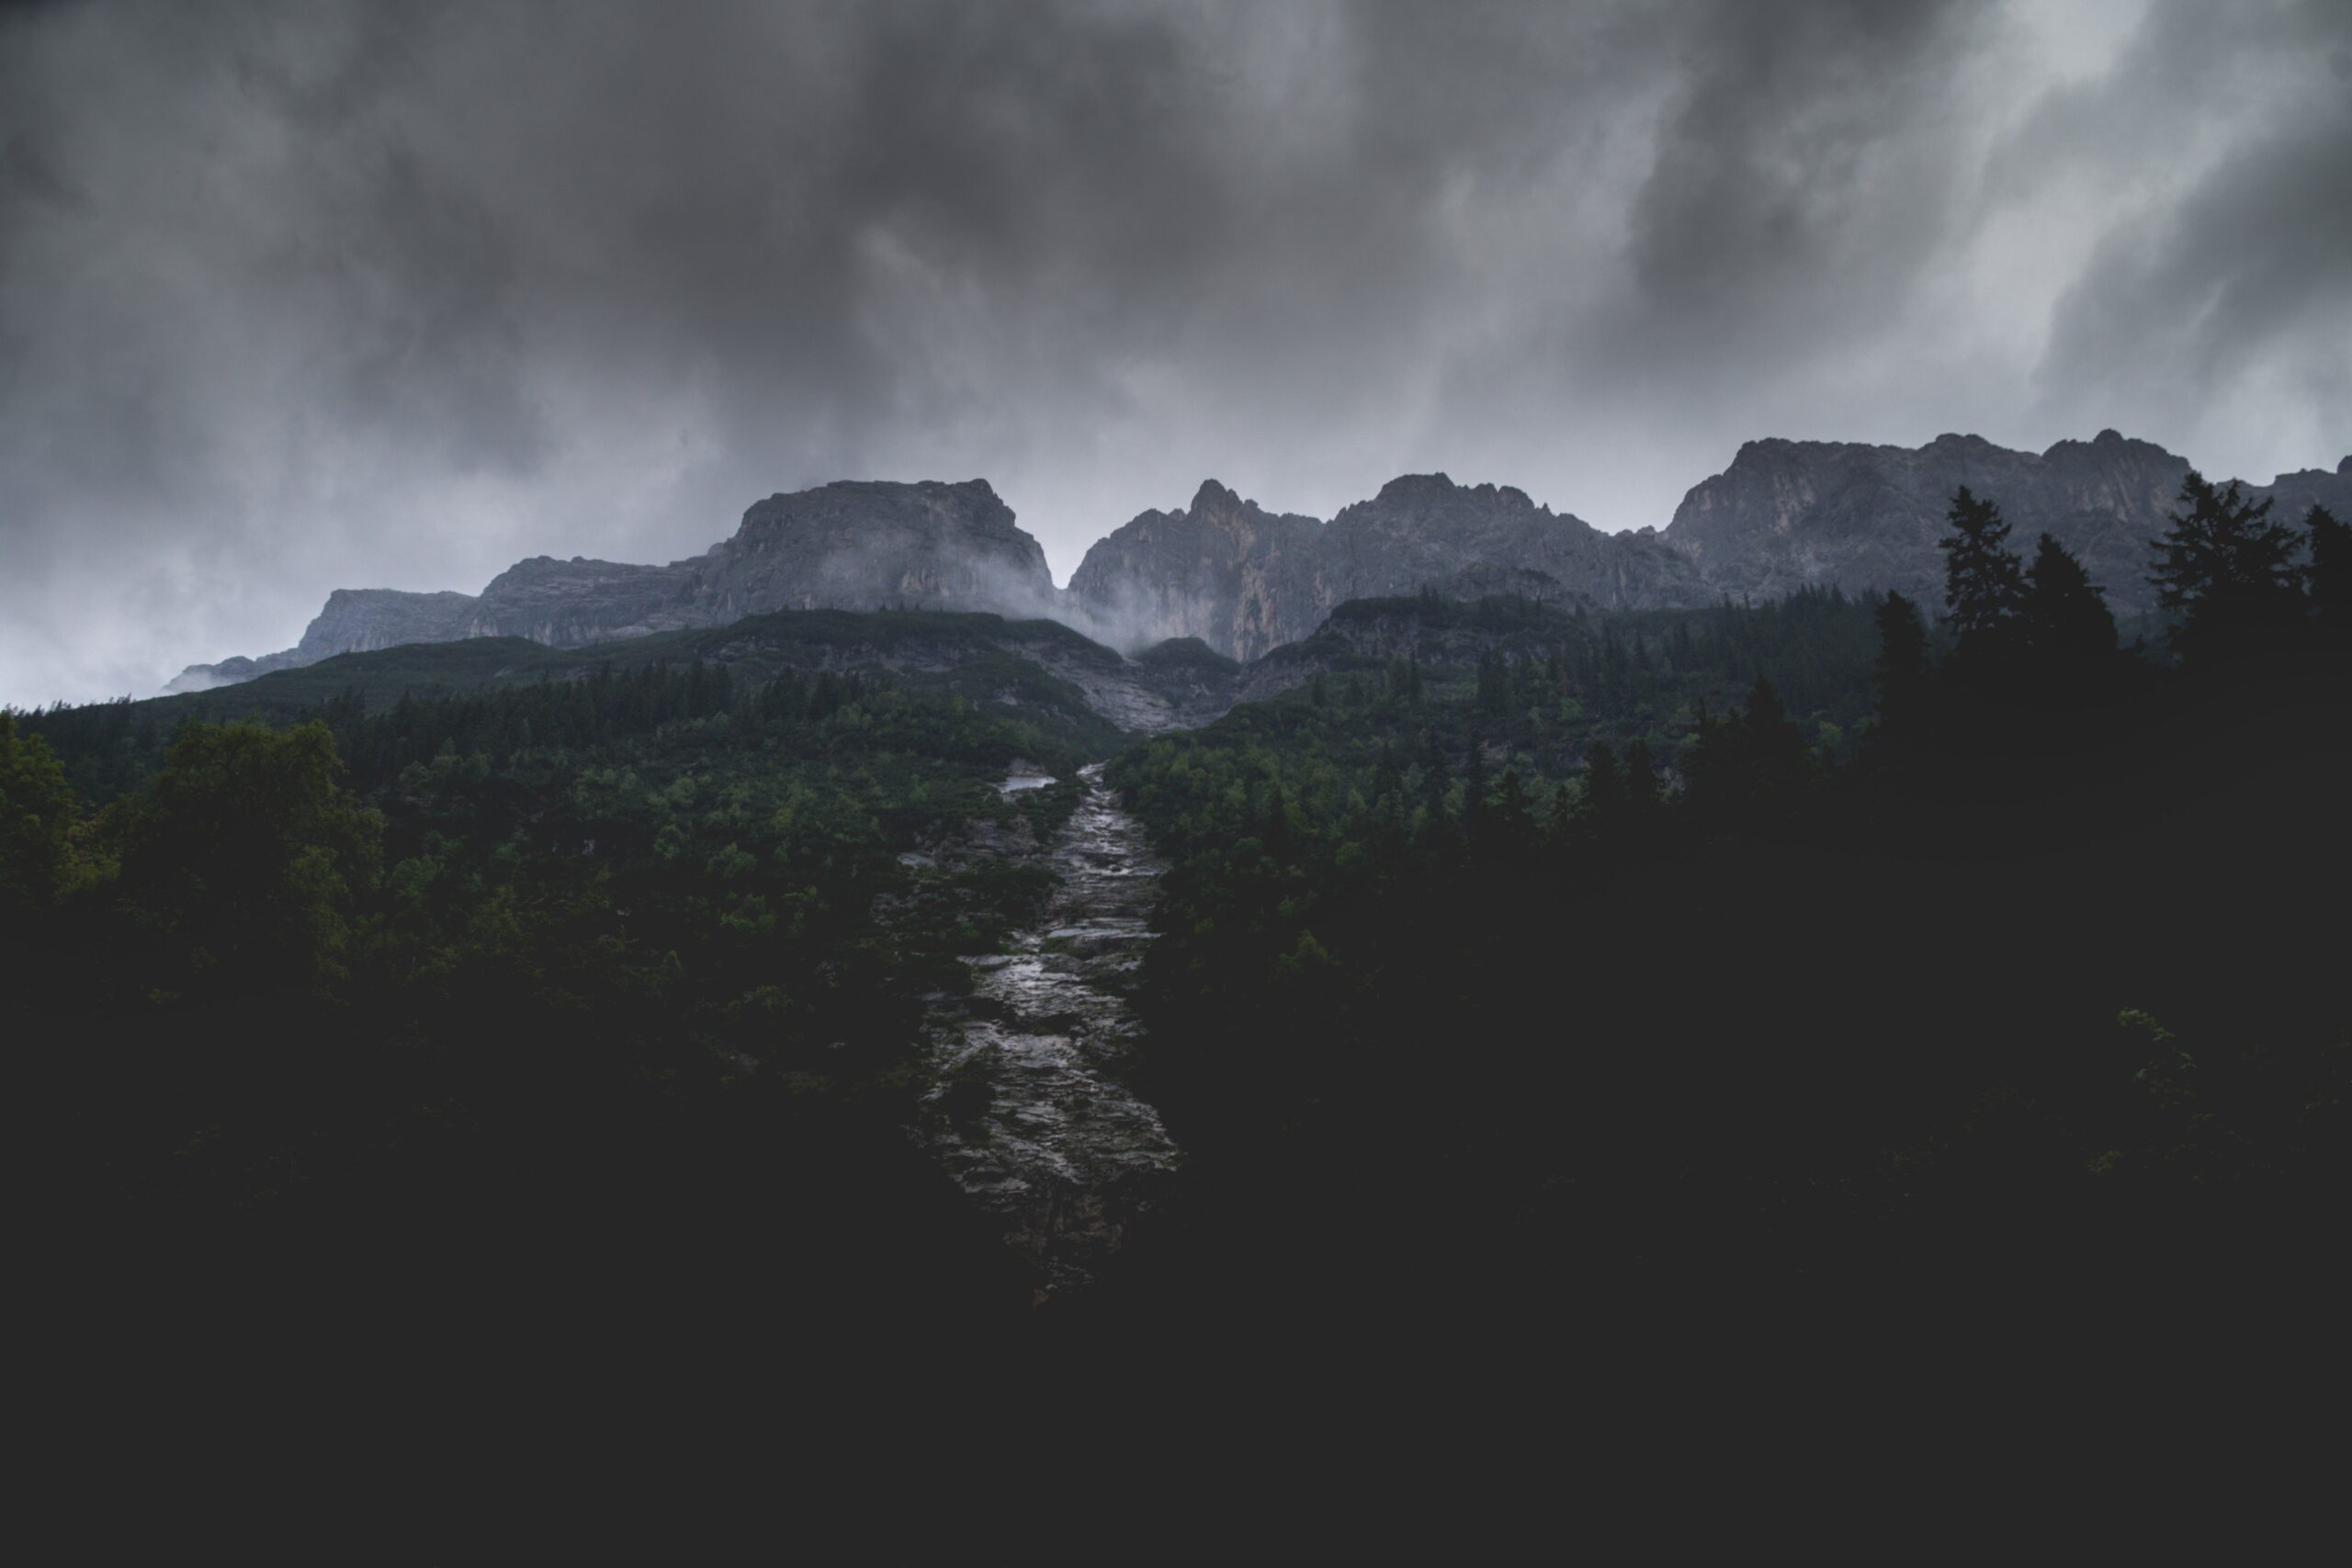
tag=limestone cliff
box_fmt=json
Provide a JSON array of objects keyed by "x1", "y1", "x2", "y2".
[
  {"x1": 1068, "y1": 473, "x2": 1707, "y2": 661},
  {"x1": 170, "y1": 479, "x2": 1058, "y2": 692},
  {"x1": 1063, "y1": 480, "x2": 1323, "y2": 660},
  {"x1": 709, "y1": 479, "x2": 1056, "y2": 621},
  {"x1": 166, "y1": 439, "x2": 2352, "y2": 694},
  {"x1": 1661, "y1": 430, "x2": 2352, "y2": 613}
]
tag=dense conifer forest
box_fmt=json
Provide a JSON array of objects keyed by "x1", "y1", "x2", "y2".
[
  {"x1": 1098, "y1": 483, "x2": 2348, "y2": 1344},
  {"x1": 10, "y1": 659, "x2": 1087, "y2": 1331},
  {"x1": 6, "y1": 478, "x2": 2345, "y2": 1365}
]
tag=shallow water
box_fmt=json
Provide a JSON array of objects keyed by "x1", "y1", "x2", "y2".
[{"x1": 919, "y1": 762, "x2": 1180, "y2": 1290}]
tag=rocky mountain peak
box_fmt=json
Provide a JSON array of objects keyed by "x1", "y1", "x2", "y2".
[
  {"x1": 1337, "y1": 471, "x2": 1575, "y2": 538},
  {"x1": 1731, "y1": 437, "x2": 1795, "y2": 466},
  {"x1": 1666, "y1": 430, "x2": 2349, "y2": 612},
  {"x1": 164, "y1": 434, "x2": 2350, "y2": 699},
  {"x1": 714, "y1": 478, "x2": 1052, "y2": 616},
  {"x1": 735, "y1": 478, "x2": 1023, "y2": 544},
  {"x1": 1067, "y1": 468, "x2": 1707, "y2": 662},
  {"x1": 171, "y1": 478, "x2": 1060, "y2": 694},
  {"x1": 481, "y1": 555, "x2": 654, "y2": 591},
  {"x1": 2041, "y1": 428, "x2": 2177, "y2": 462},
  {"x1": 1189, "y1": 478, "x2": 1243, "y2": 513},
  {"x1": 1364, "y1": 471, "x2": 1524, "y2": 512},
  {"x1": 294, "y1": 588, "x2": 477, "y2": 660},
  {"x1": 1063, "y1": 480, "x2": 1324, "y2": 660}
]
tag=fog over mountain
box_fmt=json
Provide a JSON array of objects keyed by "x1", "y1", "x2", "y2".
[{"x1": 4, "y1": 0, "x2": 2347, "y2": 705}]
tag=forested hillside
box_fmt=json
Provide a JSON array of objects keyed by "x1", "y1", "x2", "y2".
[
  {"x1": 1099, "y1": 483, "x2": 2348, "y2": 1338},
  {"x1": 9, "y1": 655, "x2": 1098, "y2": 1328},
  {"x1": 7, "y1": 481, "x2": 2344, "y2": 1361},
  {"x1": 24, "y1": 608, "x2": 1149, "y2": 801}
]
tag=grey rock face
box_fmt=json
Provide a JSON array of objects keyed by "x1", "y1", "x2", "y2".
[
  {"x1": 467, "y1": 557, "x2": 702, "y2": 646},
  {"x1": 1321, "y1": 474, "x2": 1708, "y2": 619},
  {"x1": 1064, "y1": 479, "x2": 1323, "y2": 661},
  {"x1": 1068, "y1": 473, "x2": 1708, "y2": 661},
  {"x1": 1662, "y1": 430, "x2": 2352, "y2": 613},
  {"x1": 1069, "y1": 436, "x2": 2348, "y2": 663},
  {"x1": 713, "y1": 479, "x2": 1056, "y2": 621},
  {"x1": 165, "y1": 438, "x2": 2352, "y2": 695},
  {"x1": 160, "y1": 649, "x2": 308, "y2": 694},
  {"x1": 169, "y1": 479, "x2": 1061, "y2": 692},
  {"x1": 168, "y1": 588, "x2": 479, "y2": 692},
  {"x1": 298, "y1": 588, "x2": 481, "y2": 658}
]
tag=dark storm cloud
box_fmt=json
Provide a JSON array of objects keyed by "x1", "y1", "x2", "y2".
[
  {"x1": 1625, "y1": 0, "x2": 1979, "y2": 332},
  {"x1": 2023, "y1": 0, "x2": 2352, "y2": 462},
  {"x1": 1, "y1": 0, "x2": 2344, "y2": 704}
]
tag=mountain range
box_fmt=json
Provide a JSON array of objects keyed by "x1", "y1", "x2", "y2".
[{"x1": 168, "y1": 431, "x2": 2351, "y2": 692}]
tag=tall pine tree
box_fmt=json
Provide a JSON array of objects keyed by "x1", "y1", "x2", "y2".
[
  {"x1": 1872, "y1": 591, "x2": 1928, "y2": 727},
  {"x1": 2149, "y1": 471, "x2": 2305, "y2": 667},
  {"x1": 2305, "y1": 504, "x2": 2346, "y2": 646},
  {"x1": 1939, "y1": 486, "x2": 2025, "y2": 647},
  {"x1": 2019, "y1": 533, "x2": 2117, "y2": 666}
]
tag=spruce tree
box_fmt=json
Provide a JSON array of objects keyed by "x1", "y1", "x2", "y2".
[
  {"x1": 1462, "y1": 734, "x2": 1487, "y2": 834},
  {"x1": 2305, "y1": 505, "x2": 2346, "y2": 644},
  {"x1": 1740, "y1": 674, "x2": 1810, "y2": 788},
  {"x1": 1863, "y1": 591, "x2": 1933, "y2": 768},
  {"x1": 1579, "y1": 741, "x2": 1624, "y2": 824},
  {"x1": 1483, "y1": 766, "x2": 1534, "y2": 865},
  {"x1": 2019, "y1": 533, "x2": 2116, "y2": 666},
  {"x1": 1476, "y1": 652, "x2": 1507, "y2": 716},
  {"x1": 1546, "y1": 781, "x2": 1576, "y2": 844},
  {"x1": 1623, "y1": 738, "x2": 1662, "y2": 839},
  {"x1": 1872, "y1": 592, "x2": 1928, "y2": 718},
  {"x1": 1421, "y1": 731, "x2": 1450, "y2": 819},
  {"x1": 1939, "y1": 486, "x2": 2025, "y2": 646},
  {"x1": 2149, "y1": 471, "x2": 2305, "y2": 666},
  {"x1": 0, "y1": 713, "x2": 77, "y2": 935},
  {"x1": 1262, "y1": 783, "x2": 1293, "y2": 858},
  {"x1": 1373, "y1": 739, "x2": 1399, "y2": 805}
]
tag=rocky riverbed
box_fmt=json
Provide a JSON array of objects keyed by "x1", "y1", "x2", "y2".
[{"x1": 917, "y1": 763, "x2": 1180, "y2": 1293}]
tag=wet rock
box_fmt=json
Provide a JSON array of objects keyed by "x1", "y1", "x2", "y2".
[{"x1": 915, "y1": 763, "x2": 1179, "y2": 1292}]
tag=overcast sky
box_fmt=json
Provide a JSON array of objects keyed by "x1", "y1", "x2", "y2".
[{"x1": 3, "y1": 0, "x2": 2346, "y2": 704}]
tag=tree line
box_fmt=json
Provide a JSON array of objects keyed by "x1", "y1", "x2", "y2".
[{"x1": 1095, "y1": 473, "x2": 2347, "y2": 1342}]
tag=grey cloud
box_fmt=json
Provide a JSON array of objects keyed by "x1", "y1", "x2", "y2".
[
  {"x1": 1625, "y1": 0, "x2": 1979, "y2": 333},
  {"x1": 2027, "y1": 0, "x2": 2352, "y2": 463},
  {"x1": 1, "y1": 0, "x2": 2345, "y2": 705}
]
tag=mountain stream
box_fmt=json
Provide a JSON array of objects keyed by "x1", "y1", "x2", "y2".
[{"x1": 917, "y1": 763, "x2": 1181, "y2": 1294}]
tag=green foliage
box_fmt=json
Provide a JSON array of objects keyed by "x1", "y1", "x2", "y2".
[
  {"x1": 18, "y1": 607, "x2": 1130, "y2": 799},
  {"x1": 1108, "y1": 561, "x2": 2347, "y2": 1321},
  {"x1": 0, "y1": 711, "x2": 79, "y2": 931},
  {"x1": 25, "y1": 642, "x2": 1095, "y2": 1326},
  {"x1": 22, "y1": 547, "x2": 2346, "y2": 1339},
  {"x1": 109, "y1": 720, "x2": 383, "y2": 997},
  {"x1": 1133, "y1": 637, "x2": 1240, "y2": 673}
]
